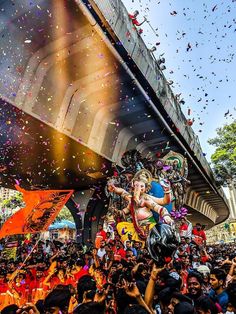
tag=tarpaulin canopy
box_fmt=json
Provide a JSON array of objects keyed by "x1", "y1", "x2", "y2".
[{"x1": 49, "y1": 220, "x2": 76, "y2": 230}]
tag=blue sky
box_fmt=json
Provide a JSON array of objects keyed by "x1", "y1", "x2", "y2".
[{"x1": 123, "y1": 0, "x2": 236, "y2": 162}]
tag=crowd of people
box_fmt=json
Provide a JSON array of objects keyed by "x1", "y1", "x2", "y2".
[{"x1": 0, "y1": 219, "x2": 235, "y2": 314}]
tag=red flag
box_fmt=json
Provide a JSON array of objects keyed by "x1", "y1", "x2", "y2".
[{"x1": 0, "y1": 186, "x2": 74, "y2": 239}]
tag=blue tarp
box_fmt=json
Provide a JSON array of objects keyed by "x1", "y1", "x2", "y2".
[{"x1": 49, "y1": 219, "x2": 76, "y2": 230}]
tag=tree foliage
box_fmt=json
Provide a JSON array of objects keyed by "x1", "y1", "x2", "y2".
[
  {"x1": 1, "y1": 192, "x2": 24, "y2": 209},
  {"x1": 0, "y1": 192, "x2": 24, "y2": 224},
  {"x1": 55, "y1": 206, "x2": 74, "y2": 222},
  {"x1": 208, "y1": 121, "x2": 236, "y2": 185}
]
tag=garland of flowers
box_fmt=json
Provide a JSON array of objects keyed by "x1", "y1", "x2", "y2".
[{"x1": 170, "y1": 207, "x2": 188, "y2": 220}]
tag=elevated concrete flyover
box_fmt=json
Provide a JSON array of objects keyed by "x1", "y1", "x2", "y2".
[{"x1": 0, "y1": 0, "x2": 229, "y2": 230}]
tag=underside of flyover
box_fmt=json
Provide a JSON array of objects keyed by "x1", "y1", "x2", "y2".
[
  {"x1": 0, "y1": 0, "x2": 229, "y2": 235},
  {"x1": 0, "y1": 99, "x2": 225, "y2": 234}
]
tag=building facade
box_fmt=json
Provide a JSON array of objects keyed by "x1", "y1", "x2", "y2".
[
  {"x1": 206, "y1": 220, "x2": 236, "y2": 244},
  {"x1": 0, "y1": 187, "x2": 18, "y2": 201}
]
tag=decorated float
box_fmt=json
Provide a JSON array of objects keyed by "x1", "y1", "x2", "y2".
[{"x1": 105, "y1": 149, "x2": 192, "y2": 263}]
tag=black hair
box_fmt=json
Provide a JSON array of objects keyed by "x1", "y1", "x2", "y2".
[
  {"x1": 158, "y1": 287, "x2": 175, "y2": 306},
  {"x1": 116, "y1": 287, "x2": 138, "y2": 313},
  {"x1": 195, "y1": 296, "x2": 218, "y2": 314},
  {"x1": 84, "y1": 289, "x2": 96, "y2": 301},
  {"x1": 110, "y1": 270, "x2": 121, "y2": 285},
  {"x1": 227, "y1": 282, "x2": 236, "y2": 309},
  {"x1": 187, "y1": 271, "x2": 203, "y2": 285},
  {"x1": 0, "y1": 269, "x2": 7, "y2": 276},
  {"x1": 44, "y1": 285, "x2": 72, "y2": 310},
  {"x1": 120, "y1": 259, "x2": 129, "y2": 268},
  {"x1": 57, "y1": 256, "x2": 67, "y2": 262},
  {"x1": 73, "y1": 302, "x2": 105, "y2": 314},
  {"x1": 76, "y1": 259, "x2": 85, "y2": 267},
  {"x1": 54, "y1": 268, "x2": 66, "y2": 276},
  {"x1": 210, "y1": 268, "x2": 227, "y2": 283},
  {"x1": 124, "y1": 304, "x2": 149, "y2": 314},
  {"x1": 36, "y1": 266, "x2": 45, "y2": 272},
  {"x1": 1, "y1": 305, "x2": 19, "y2": 314},
  {"x1": 158, "y1": 268, "x2": 170, "y2": 281},
  {"x1": 172, "y1": 261, "x2": 182, "y2": 272},
  {"x1": 16, "y1": 272, "x2": 26, "y2": 280},
  {"x1": 35, "y1": 300, "x2": 45, "y2": 313},
  {"x1": 171, "y1": 292, "x2": 193, "y2": 305},
  {"x1": 134, "y1": 264, "x2": 147, "y2": 281},
  {"x1": 165, "y1": 276, "x2": 182, "y2": 290},
  {"x1": 77, "y1": 275, "x2": 96, "y2": 303},
  {"x1": 126, "y1": 248, "x2": 133, "y2": 253},
  {"x1": 119, "y1": 270, "x2": 133, "y2": 283},
  {"x1": 174, "y1": 302, "x2": 195, "y2": 314}
]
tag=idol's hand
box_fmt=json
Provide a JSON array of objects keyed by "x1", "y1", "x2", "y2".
[
  {"x1": 163, "y1": 215, "x2": 173, "y2": 225},
  {"x1": 159, "y1": 178, "x2": 171, "y2": 190},
  {"x1": 107, "y1": 183, "x2": 115, "y2": 192}
]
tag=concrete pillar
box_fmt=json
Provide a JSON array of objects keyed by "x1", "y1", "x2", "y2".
[
  {"x1": 66, "y1": 189, "x2": 95, "y2": 242},
  {"x1": 228, "y1": 181, "x2": 236, "y2": 219},
  {"x1": 232, "y1": 183, "x2": 236, "y2": 218}
]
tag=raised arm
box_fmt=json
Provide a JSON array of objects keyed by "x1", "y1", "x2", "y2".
[
  {"x1": 143, "y1": 198, "x2": 173, "y2": 224},
  {"x1": 228, "y1": 258, "x2": 236, "y2": 277},
  {"x1": 124, "y1": 280, "x2": 154, "y2": 314},
  {"x1": 145, "y1": 264, "x2": 164, "y2": 309},
  {"x1": 107, "y1": 183, "x2": 131, "y2": 202},
  {"x1": 148, "y1": 188, "x2": 172, "y2": 206},
  {"x1": 8, "y1": 269, "x2": 19, "y2": 282},
  {"x1": 43, "y1": 271, "x2": 55, "y2": 287}
]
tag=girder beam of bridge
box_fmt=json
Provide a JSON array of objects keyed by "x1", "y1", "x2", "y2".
[{"x1": 0, "y1": 0, "x2": 229, "y2": 229}]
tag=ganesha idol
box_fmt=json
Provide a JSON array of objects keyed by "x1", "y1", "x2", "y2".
[{"x1": 107, "y1": 169, "x2": 173, "y2": 245}]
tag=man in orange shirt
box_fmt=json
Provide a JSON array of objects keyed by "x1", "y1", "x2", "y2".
[
  {"x1": 128, "y1": 11, "x2": 146, "y2": 27},
  {"x1": 179, "y1": 218, "x2": 189, "y2": 237},
  {"x1": 0, "y1": 270, "x2": 8, "y2": 311},
  {"x1": 43, "y1": 268, "x2": 74, "y2": 292},
  {"x1": 71, "y1": 259, "x2": 88, "y2": 286},
  {"x1": 4, "y1": 271, "x2": 28, "y2": 308},
  {"x1": 95, "y1": 224, "x2": 106, "y2": 249},
  {"x1": 29, "y1": 266, "x2": 48, "y2": 304},
  {"x1": 192, "y1": 223, "x2": 206, "y2": 246}
]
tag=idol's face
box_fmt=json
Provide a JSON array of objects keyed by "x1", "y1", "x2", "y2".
[{"x1": 134, "y1": 180, "x2": 146, "y2": 193}]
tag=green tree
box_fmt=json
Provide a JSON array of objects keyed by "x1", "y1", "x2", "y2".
[
  {"x1": 0, "y1": 192, "x2": 24, "y2": 224},
  {"x1": 1, "y1": 192, "x2": 24, "y2": 209},
  {"x1": 55, "y1": 206, "x2": 74, "y2": 222},
  {"x1": 208, "y1": 121, "x2": 236, "y2": 185}
]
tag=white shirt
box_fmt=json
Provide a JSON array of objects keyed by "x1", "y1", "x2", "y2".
[{"x1": 97, "y1": 248, "x2": 106, "y2": 259}]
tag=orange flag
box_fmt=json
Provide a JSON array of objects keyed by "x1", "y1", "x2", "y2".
[{"x1": 0, "y1": 186, "x2": 74, "y2": 239}]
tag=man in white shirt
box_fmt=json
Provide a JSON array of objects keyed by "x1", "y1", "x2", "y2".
[{"x1": 97, "y1": 240, "x2": 106, "y2": 259}]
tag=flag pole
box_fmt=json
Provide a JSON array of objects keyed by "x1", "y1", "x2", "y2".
[
  {"x1": 144, "y1": 16, "x2": 159, "y2": 38},
  {"x1": 8, "y1": 235, "x2": 42, "y2": 284}
]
